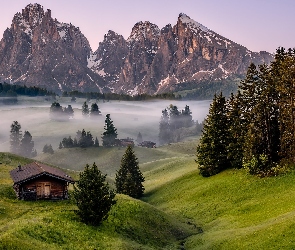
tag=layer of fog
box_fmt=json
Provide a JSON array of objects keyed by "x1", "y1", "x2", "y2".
[{"x1": 0, "y1": 96, "x2": 211, "y2": 153}]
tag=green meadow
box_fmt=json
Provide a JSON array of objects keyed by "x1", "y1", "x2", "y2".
[{"x1": 1, "y1": 138, "x2": 295, "y2": 249}]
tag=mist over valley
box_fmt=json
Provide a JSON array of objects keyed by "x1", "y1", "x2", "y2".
[{"x1": 0, "y1": 97, "x2": 210, "y2": 160}]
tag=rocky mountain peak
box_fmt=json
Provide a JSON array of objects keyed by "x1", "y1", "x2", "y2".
[
  {"x1": 12, "y1": 3, "x2": 46, "y2": 37},
  {"x1": 127, "y1": 21, "x2": 160, "y2": 43},
  {"x1": 0, "y1": 3, "x2": 106, "y2": 93}
]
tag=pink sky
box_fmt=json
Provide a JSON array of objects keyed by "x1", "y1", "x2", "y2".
[{"x1": 1, "y1": 0, "x2": 293, "y2": 53}]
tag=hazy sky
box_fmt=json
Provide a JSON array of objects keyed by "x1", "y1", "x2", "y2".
[{"x1": 0, "y1": 1, "x2": 293, "y2": 53}]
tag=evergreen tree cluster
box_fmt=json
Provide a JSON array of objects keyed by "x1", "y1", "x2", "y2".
[
  {"x1": 50, "y1": 102, "x2": 74, "y2": 120},
  {"x1": 59, "y1": 129, "x2": 99, "y2": 148},
  {"x1": 159, "y1": 104, "x2": 195, "y2": 145},
  {"x1": 81, "y1": 101, "x2": 101, "y2": 118},
  {"x1": 197, "y1": 47, "x2": 295, "y2": 177},
  {"x1": 73, "y1": 146, "x2": 145, "y2": 225},
  {"x1": 42, "y1": 144, "x2": 54, "y2": 154},
  {"x1": 10, "y1": 121, "x2": 37, "y2": 158}
]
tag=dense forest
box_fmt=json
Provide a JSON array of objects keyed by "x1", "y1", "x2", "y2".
[{"x1": 197, "y1": 47, "x2": 295, "y2": 177}]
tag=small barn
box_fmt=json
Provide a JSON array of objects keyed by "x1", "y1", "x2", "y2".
[{"x1": 10, "y1": 162, "x2": 75, "y2": 201}]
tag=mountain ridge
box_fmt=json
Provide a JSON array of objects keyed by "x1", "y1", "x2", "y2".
[{"x1": 0, "y1": 4, "x2": 273, "y2": 95}]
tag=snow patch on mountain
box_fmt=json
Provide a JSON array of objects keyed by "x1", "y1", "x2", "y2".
[
  {"x1": 179, "y1": 13, "x2": 209, "y2": 33},
  {"x1": 87, "y1": 52, "x2": 101, "y2": 69}
]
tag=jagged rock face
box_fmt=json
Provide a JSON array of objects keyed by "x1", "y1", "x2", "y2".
[
  {"x1": 119, "y1": 21, "x2": 160, "y2": 95},
  {"x1": 88, "y1": 30, "x2": 128, "y2": 90},
  {"x1": 0, "y1": 6, "x2": 273, "y2": 95},
  {"x1": 0, "y1": 3, "x2": 106, "y2": 93},
  {"x1": 94, "y1": 13, "x2": 273, "y2": 95}
]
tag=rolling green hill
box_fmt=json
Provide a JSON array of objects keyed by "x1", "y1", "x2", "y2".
[{"x1": 2, "y1": 139, "x2": 295, "y2": 249}]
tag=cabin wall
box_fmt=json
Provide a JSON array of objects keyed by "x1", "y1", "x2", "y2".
[{"x1": 18, "y1": 176, "x2": 69, "y2": 200}]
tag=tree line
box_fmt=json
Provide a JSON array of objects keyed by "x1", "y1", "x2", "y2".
[
  {"x1": 197, "y1": 47, "x2": 295, "y2": 177},
  {"x1": 10, "y1": 121, "x2": 37, "y2": 158},
  {"x1": 62, "y1": 90, "x2": 180, "y2": 101},
  {"x1": 58, "y1": 114, "x2": 118, "y2": 149},
  {"x1": 159, "y1": 104, "x2": 203, "y2": 145},
  {"x1": 0, "y1": 83, "x2": 54, "y2": 97}
]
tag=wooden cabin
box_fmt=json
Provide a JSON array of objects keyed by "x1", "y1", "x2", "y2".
[{"x1": 10, "y1": 162, "x2": 75, "y2": 201}]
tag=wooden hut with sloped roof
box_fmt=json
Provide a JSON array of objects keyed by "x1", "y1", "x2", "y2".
[{"x1": 10, "y1": 162, "x2": 75, "y2": 200}]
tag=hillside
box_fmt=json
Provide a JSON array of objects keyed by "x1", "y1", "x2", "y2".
[
  {"x1": 0, "y1": 152, "x2": 196, "y2": 249},
  {"x1": 2, "y1": 139, "x2": 295, "y2": 249}
]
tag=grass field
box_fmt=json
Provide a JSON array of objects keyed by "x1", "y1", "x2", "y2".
[{"x1": 2, "y1": 138, "x2": 295, "y2": 249}]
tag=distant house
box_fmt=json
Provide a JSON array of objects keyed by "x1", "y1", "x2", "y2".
[
  {"x1": 138, "y1": 141, "x2": 156, "y2": 148},
  {"x1": 114, "y1": 138, "x2": 135, "y2": 147},
  {"x1": 10, "y1": 162, "x2": 75, "y2": 201}
]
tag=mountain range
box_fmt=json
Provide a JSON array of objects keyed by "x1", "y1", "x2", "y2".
[{"x1": 0, "y1": 3, "x2": 273, "y2": 95}]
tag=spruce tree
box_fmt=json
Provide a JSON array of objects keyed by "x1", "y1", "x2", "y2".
[
  {"x1": 64, "y1": 105, "x2": 74, "y2": 119},
  {"x1": 43, "y1": 144, "x2": 54, "y2": 154},
  {"x1": 94, "y1": 137, "x2": 99, "y2": 147},
  {"x1": 90, "y1": 103, "x2": 101, "y2": 117},
  {"x1": 10, "y1": 121, "x2": 22, "y2": 154},
  {"x1": 73, "y1": 163, "x2": 116, "y2": 225},
  {"x1": 102, "y1": 114, "x2": 118, "y2": 147},
  {"x1": 19, "y1": 131, "x2": 35, "y2": 158},
  {"x1": 182, "y1": 105, "x2": 194, "y2": 128},
  {"x1": 136, "y1": 132, "x2": 143, "y2": 144},
  {"x1": 50, "y1": 102, "x2": 64, "y2": 120},
  {"x1": 227, "y1": 92, "x2": 245, "y2": 168},
  {"x1": 82, "y1": 101, "x2": 89, "y2": 117},
  {"x1": 273, "y1": 48, "x2": 295, "y2": 161},
  {"x1": 115, "y1": 146, "x2": 145, "y2": 198},
  {"x1": 196, "y1": 93, "x2": 229, "y2": 177},
  {"x1": 159, "y1": 108, "x2": 171, "y2": 145},
  {"x1": 241, "y1": 63, "x2": 280, "y2": 169}
]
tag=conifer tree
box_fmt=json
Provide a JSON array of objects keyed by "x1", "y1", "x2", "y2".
[
  {"x1": 73, "y1": 163, "x2": 116, "y2": 225},
  {"x1": 10, "y1": 121, "x2": 22, "y2": 154},
  {"x1": 136, "y1": 132, "x2": 143, "y2": 144},
  {"x1": 273, "y1": 48, "x2": 295, "y2": 161},
  {"x1": 50, "y1": 102, "x2": 64, "y2": 120},
  {"x1": 182, "y1": 105, "x2": 194, "y2": 128},
  {"x1": 159, "y1": 108, "x2": 171, "y2": 145},
  {"x1": 19, "y1": 131, "x2": 35, "y2": 158},
  {"x1": 241, "y1": 63, "x2": 280, "y2": 167},
  {"x1": 115, "y1": 145, "x2": 145, "y2": 198},
  {"x1": 227, "y1": 92, "x2": 245, "y2": 168},
  {"x1": 169, "y1": 105, "x2": 181, "y2": 130},
  {"x1": 90, "y1": 103, "x2": 101, "y2": 117},
  {"x1": 94, "y1": 137, "x2": 99, "y2": 147},
  {"x1": 102, "y1": 114, "x2": 118, "y2": 147},
  {"x1": 82, "y1": 101, "x2": 89, "y2": 117},
  {"x1": 196, "y1": 93, "x2": 229, "y2": 177},
  {"x1": 43, "y1": 144, "x2": 54, "y2": 154},
  {"x1": 64, "y1": 105, "x2": 74, "y2": 119}
]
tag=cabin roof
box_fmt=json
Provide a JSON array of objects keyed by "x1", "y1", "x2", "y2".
[{"x1": 10, "y1": 162, "x2": 75, "y2": 185}]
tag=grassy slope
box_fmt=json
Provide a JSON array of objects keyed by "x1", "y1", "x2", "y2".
[
  {"x1": 3, "y1": 138, "x2": 295, "y2": 249},
  {"x1": 143, "y1": 156, "x2": 295, "y2": 249},
  {"x1": 0, "y1": 152, "x2": 195, "y2": 250}
]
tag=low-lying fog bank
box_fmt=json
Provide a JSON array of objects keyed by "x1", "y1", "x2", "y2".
[{"x1": 0, "y1": 96, "x2": 211, "y2": 153}]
